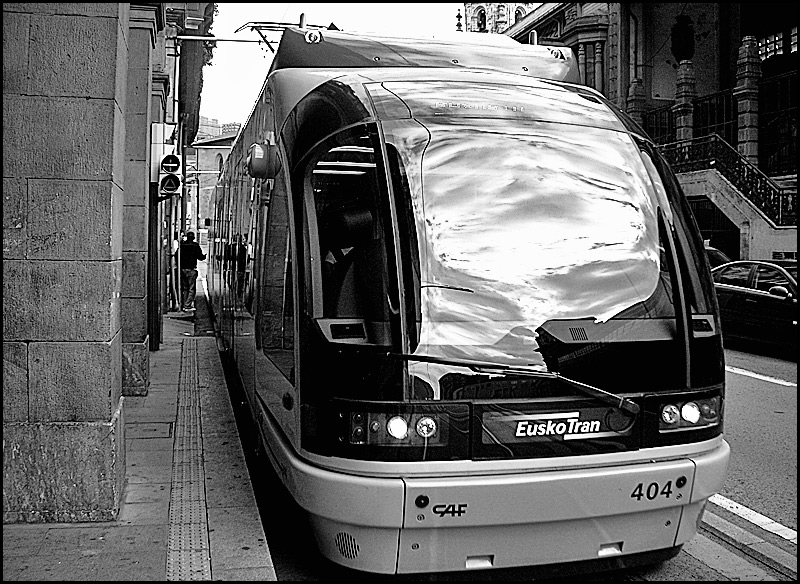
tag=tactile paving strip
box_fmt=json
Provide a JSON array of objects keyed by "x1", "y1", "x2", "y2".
[{"x1": 166, "y1": 339, "x2": 212, "y2": 580}]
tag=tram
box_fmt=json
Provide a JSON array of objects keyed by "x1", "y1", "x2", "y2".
[{"x1": 207, "y1": 25, "x2": 730, "y2": 575}]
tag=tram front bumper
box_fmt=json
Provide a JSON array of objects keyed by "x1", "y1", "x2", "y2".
[{"x1": 300, "y1": 440, "x2": 730, "y2": 574}]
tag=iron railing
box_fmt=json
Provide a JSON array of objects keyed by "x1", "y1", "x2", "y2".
[
  {"x1": 642, "y1": 88, "x2": 737, "y2": 147},
  {"x1": 643, "y1": 104, "x2": 676, "y2": 145},
  {"x1": 642, "y1": 72, "x2": 797, "y2": 177},
  {"x1": 693, "y1": 88, "x2": 737, "y2": 146},
  {"x1": 659, "y1": 134, "x2": 797, "y2": 226}
]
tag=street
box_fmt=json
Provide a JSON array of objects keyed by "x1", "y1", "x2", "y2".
[
  {"x1": 236, "y1": 346, "x2": 797, "y2": 581},
  {"x1": 721, "y1": 348, "x2": 797, "y2": 533}
]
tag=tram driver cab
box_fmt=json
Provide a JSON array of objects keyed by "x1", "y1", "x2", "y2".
[{"x1": 311, "y1": 141, "x2": 395, "y2": 349}]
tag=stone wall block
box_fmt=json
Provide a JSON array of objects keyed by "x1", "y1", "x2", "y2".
[
  {"x1": 127, "y1": 26, "x2": 153, "y2": 71},
  {"x1": 29, "y1": 14, "x2": 118, "y2": 99},
  {"x1": 125, "y1": 112, "x2": 150, "y2": 163},
  {"x1": 122, "y1": 341, "x2": 149, "y2": 396},
  {"x1": 27, "y1": 180, "x2": 121, "y2": 261},
  {"x1": 122, "y1": 250, "x2": 147, "y2": 297},
  {"x1": 114, "y1": 15, "x2": 129, "y2": 126},
  {"x1": 124, "y1": 160, "x2": 148, "y2": 207},
  {"x1": 2, "y1": 401, "x2": 125, "y2": 523},
  {"x1": 2, "y1": 3, "x2": 122, "y2": 17},
  {"x1": 121, "y1": 297, "x2": 148, "y2": 344},
  {"x1": 29, "y1": 335, "x2": 122, "y2": 422},
  {"x1": 3, "y1": 96, "x2": 116, "y2": 180},
  {"x1": 3, "y1": 178, "x2": 27, "y2": 258},
  {"x1": 122, "y1": 204, "x2": 148, "y2": 251},
  {"x1": 3, "y1": 342, "x2": 29, "y2": 422},
  {"x1": 2, "y1": 12, "x2": 30, "y2": 95},
  {"x1": 127, "y1": 70, "x2": 151, "y2": 118},
  {"x1": 3, "y1": 260, "x2": 121, "y2": 341},
  {"x1": 112, "y1": 104, "x2": 127, "y2": 195}
]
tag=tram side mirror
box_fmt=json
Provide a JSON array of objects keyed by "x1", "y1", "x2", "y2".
[
  {"x1": 768, "y1": 285, "x2": 790, "y2": 298},
  {"x1": 246, "y1": 142, "x2": 278, "y2": 179}
]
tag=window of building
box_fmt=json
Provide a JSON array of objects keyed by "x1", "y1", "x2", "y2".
[
  {"x1": 758, "y1": 33, "x2": 783, "y2": 60},
  {"x1": 758, "y1": 26, "x2": 797, "y2": 61},
  {"x1": 515, "y1": 8, "x2": 525, "y2": 24},
  {"x1": 477, "y1": 9, "x2": 486, "y2": 32}
]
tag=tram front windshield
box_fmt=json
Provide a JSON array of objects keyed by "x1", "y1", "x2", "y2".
[
  {"x1": 374, "y1": 82, "x2": 715, "y2": 398},
  {"x1": 298, "y1": 80, "x2": 719, "y2": 405}
]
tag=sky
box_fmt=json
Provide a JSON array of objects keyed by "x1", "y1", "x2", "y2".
[{"x1": 199, "y1": 3, "x2": 465, "y2": 125}]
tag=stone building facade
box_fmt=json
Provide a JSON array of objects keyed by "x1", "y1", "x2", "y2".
[
  {"x1": 462, "y1": 3, "x2": 538, "y2": 34},
  {"x1": 502, "y1": 3, "x2": 796, "y2": 261},
  {"x1": 3, "y1": 2, "x2": 214, "y2": 523}
]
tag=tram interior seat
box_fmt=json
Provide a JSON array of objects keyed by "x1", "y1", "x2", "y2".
[{"x1": 323, "y1": 206, "x2": 378, "y2": 320}]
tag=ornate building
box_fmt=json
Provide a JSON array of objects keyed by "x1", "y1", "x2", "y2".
[
  {"x1": 499, "y1": 3, "x2": 796, "y2": 261},
  {"x1": 462, "y1": 3, "x2": 538, "y2": 34}
]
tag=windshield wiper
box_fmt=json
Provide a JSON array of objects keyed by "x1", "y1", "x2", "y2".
[{"x1": 389, "y1": 352, "x2": 639, "y2": 415}]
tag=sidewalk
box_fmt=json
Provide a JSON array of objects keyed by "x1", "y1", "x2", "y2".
[{"x1": 2, "y1": 282, "x2": 276, "y2": 581}]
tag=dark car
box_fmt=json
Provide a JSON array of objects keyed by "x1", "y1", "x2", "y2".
[
  {"x1": 711, "y1": 259, "x2": 797, "y2": 352},
  {"x1": 705, "y1": 245, "x2": 733, "y2": 268}
]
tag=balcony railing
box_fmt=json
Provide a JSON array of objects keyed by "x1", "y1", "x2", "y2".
[{"x1": 659, "y1": 134, "x2": 797, "y2": 226}]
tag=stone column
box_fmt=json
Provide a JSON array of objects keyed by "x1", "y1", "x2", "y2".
[
  {"x1": 585, "y1": 43, "x2": 595, "y2": 88},
  {"x1": 594, "y1": 42, "x2": 604, "y2": 94},
  {"x1": 122, "y1": 4, "x2": 159, "y2": 395},
  {"x1": 578, "y1": 43, "x2": 587, "y2": 85},
  {"x1": 673, "y1": 60, "x2": 696, "y2": 142},
  {"x1": 607, "y1": 3, "x2": 624, "y2": 107},
  {"x1": 733, "y1": 36, "x2": 761, "y2": 165},
  {"x1": 2, "y1": 3, "x2": 128, "y2": 522},
  {"x1": 626, "y1": 78, "x2": 646, "y2": 127}
]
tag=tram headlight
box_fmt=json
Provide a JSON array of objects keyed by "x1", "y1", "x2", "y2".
[
  {"x1": 339, "y1": 407, "x2": 457, "y2": 449},
  {"x1": 681, "y1": 402, "x2": 701, "y2": 424},
  {"x1": 661, "y1": 404, "x2": 680, "y2": 425},
  {"x1": 658, "y1": 396, "x2": 720, "y2": 432},
  {"x1": 416, "y1": 416, "x2": 437, "y2": 439},
  {"x1": 347, "y1": 412, "x2": 447, "y2": 445},
  {"x1": 387, "y1": 416, "x2": 409, "y2": 440}
]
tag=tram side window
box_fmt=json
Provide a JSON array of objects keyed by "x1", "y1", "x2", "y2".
[{"x1": 259, "y1": 171, "x2": 295, "y2": 383}]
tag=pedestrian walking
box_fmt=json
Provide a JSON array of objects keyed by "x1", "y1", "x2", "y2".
[{"x1": 178, "y1": 231, "x2": 206, "y2": 311}]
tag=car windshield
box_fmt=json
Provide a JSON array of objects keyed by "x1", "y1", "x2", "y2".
[{"x1": 373, "y1": 81, "x2": 715, "y2": 397}]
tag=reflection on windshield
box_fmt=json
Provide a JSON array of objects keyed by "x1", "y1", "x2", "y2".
[{"x1": 385, "y1": 118, "x2": 675, "y2": 394}]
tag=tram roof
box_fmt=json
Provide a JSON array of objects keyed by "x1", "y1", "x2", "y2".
[{"x1": 268, "y1": 27, "x2": 580, "y2": 84}]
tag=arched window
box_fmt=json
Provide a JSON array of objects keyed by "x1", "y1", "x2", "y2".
[
  {"x1": 216, "y1": 153, "x2": 224, "y2": 178},
  {"x1": 477, "y1": 9, "x2": 486, "y2": 32},
  {"x1": 515, "y1": 8, "x2": 525, "y2": 24}
]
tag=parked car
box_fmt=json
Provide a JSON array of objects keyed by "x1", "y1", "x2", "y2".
[
  {"x1": 711, "y1": 259, "x2": 797, "y2": 352},
  {"x1": 705, "y1": 245, "x2": 733, "y2": 268}
]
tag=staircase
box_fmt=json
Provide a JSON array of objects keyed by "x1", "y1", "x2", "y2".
[{"x1": 659, "y1": 134, "x2": 797, "y2": 259}]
